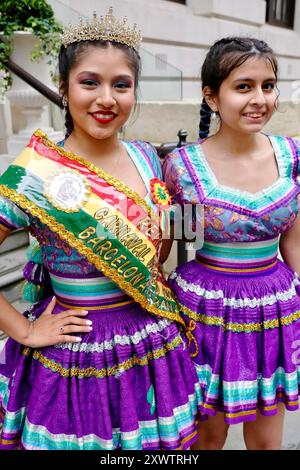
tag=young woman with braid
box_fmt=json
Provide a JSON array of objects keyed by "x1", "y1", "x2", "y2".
[
  {"x1": 0, "y1": 8, "x2": 201, "y2": 450},
  {"x1": 163, "y1": 37, "x2": 300, "y2": 450}
]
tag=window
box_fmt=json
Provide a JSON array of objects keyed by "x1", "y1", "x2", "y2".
[{"x1": 266, "y1": 0, "x2": 295, "y2": 29}]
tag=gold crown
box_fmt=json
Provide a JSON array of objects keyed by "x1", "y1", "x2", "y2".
[{"x1": 61, "y1": 7, "x2": 142, "y2": 52}]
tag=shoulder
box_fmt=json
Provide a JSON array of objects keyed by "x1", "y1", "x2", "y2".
[
  {"x1": 162, "y1": 143, "x2": 202, "y2": 203},
  {"x1": 165, "y1": 142, "x2": 201, "y2": 161},
  {"x1": 0, "y1": 194, "x2": 30, "y2": 230},
  {"x1": 163, "y1": 142, "x2": 201, "y2": 174},
  {"x1": 267, "y1": 133, "x2": 300, "y2": 150},
  {"x1": 127, "y1": 140, "x2": 163, "y2": 178},
  {"x1": 267, "y1": 134, "x2": 300, "y2": 177},
  {"x1": 286, "y1": 136, "x2": 300, "y2": 153},
  {"x1": 132, "y1": 139, "x2": 158, "y2": 156},
  {"x1": 288, "y1": 136, "x2": 300, "y2": 174}
]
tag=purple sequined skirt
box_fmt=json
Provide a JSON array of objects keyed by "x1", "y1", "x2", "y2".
[
  {"x1": 169, "y1": 248, "x2": 300, "y2": 425},
  {"x1": 0, "y1": 277, "x2": 202, "y2": 450}
]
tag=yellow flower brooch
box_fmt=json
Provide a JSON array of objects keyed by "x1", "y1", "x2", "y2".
[{"x1": 150, "y1": 178, "x2": 171, "y2": 209}]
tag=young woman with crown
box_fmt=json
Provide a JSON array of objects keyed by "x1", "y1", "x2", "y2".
[{"x1": 0, "y1": 8, "x2": 201, "y2": 450}]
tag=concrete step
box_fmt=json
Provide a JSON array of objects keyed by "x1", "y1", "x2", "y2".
[
  {"x1": 0, "y1": 292, "x2": 31, "y2": 352},
  {"x1": 0, "y1": 229, "x2": 29, "y2": 255},
  {"x1": 223, "y1": 412, "x2": 300, "y2": 450},
  {"x1": 0, "y1": 246, "x2": 29, "y2": 287}
]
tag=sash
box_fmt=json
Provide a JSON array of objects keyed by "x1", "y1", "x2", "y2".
[{"x1": 0, "y1": 130, "x2": 183, "y2": 325}]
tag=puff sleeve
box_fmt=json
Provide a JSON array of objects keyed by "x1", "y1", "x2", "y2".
[
  {"x1": 162, "y1": 152, "x2": 183, "y2": 206},
  {"x1": 0, "y1": 196, "x2": 30, "y2": 232}
]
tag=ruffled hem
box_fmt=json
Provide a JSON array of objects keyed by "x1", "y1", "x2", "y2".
[
  {"x1": 0, "y1": 407, "x2": 200, "y2": 450},
  {"x1": 195, "y1": 364, "x2": 300, "y2": 424},
  {"x1": 169, "y1": 259, "x2": 300, "y2": 424},
  {"x1": 0, "y1": 298, "x2": 202, "y2": 450}
]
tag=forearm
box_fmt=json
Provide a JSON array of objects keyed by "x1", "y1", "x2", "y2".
[{"x1": 0, "y1": 294, "x2": 30, "y2": 344}]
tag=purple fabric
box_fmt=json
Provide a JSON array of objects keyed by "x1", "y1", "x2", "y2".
[
  {"x1": 180, "y1": 147, "x2": 205, "y2": 204},
  {"x1": 163, "y1": 136, "x2": 300, "y2": 424},
  {"x1": 23, "y1": 261, "x2": 44, "y2": 284},
  {"x1": 0, "y1": 137, "x2": 202, "y2": 450},
  {"x1": 286, "y1": 137, "x2": 299, "y2": 179},
  {"x1": 0, "y1": 298, "x2": 201, "y2": 450},
  {"x1": 169, "y1": 259, "x2": 300, "y2": 423}
]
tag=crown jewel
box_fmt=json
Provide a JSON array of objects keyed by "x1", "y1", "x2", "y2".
[{"x1": 61, "y1": 7, "x2": 142, "y2": 52}]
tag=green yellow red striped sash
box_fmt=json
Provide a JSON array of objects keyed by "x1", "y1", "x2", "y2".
[{"x1": 0, "y1": 130, "x2": 182, "y2": 325}]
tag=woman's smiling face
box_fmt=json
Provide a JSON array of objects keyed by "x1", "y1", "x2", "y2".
[
  {"x1": 66, "y1": 44, "x2": 136, "y2": 143},
  {"x1": 208, "y1": 56, "x2": 277, "y2": 136}
]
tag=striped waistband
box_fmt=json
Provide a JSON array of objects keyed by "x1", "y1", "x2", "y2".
[
  {"x1": 50, "y1": 271, "x2": 133, "y2": 311},
  {"x1": 56, "y1": 298, "x2": 134, "y2": 311},
  {"x1": 196, "y1": 238, "x2": 279, "y2": 274}
]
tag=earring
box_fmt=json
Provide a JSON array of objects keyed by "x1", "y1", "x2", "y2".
[
  {"x1": 211, "y1": 110, "x2": 218, "y2": 120},
  {"x1": 62, "y1": 96, "x2": 68, "y2": 108}
]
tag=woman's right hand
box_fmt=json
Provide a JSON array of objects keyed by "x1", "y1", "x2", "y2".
[{"x1": 23, "y1": 296, "x2": 92, "y2": 348}]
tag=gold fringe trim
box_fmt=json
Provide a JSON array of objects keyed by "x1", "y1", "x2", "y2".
[
  {"x1": 202, "y1": 396, "x2": 299, "y2": 419},
  {"x1": 0, "y1": 437, "x2": 20, "y2": 446},
  {"x1": 56, "y1": 298, "x2": 134, "y2": 310},
  {"x1": 34, "y1": 129, "x2": 155, "y2": 218},
  {"x1": 23, "y1": 336, "x2": 183, "y2": 378},
  {"x1": 180, "y1": 303, "x2": 300, "y2": 332},
  {"x1": 0, "y1": 186, "x2": 183, "y2": 326},
  {"x1": 176, "y1": 428, "x2": 199, "y2": 450},
  {"x1": 185, "y1": 320, "x2": 199, "y2": 358},
  {"x1": 196, "y1": 258, "x2": 277, "y2": 273}
]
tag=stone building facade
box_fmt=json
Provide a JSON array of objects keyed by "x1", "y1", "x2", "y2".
[{"x1": 47, "y1": 0, "x2": 300, "y2": 142}]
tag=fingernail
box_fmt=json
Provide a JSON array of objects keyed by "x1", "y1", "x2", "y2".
[
  {"x1": 52, "y1": 296, "x2": 56, "y2": 302},
  {"x1": 75, "y1": 337, "x2": 82, "y2": 342},
  {"x1": 82, "y1": 310, "x2": 88, "y2": 314},
  {"x1": 86, "y1": 320, "x2": 92, "y2": 325},
  {"x1": 88, "y1": 327, "x2": 93, "y2": 331}
]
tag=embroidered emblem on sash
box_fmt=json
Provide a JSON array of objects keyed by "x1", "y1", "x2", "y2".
[{"x1": 45, "y1": 170, "x2": 90, "y2": 212}]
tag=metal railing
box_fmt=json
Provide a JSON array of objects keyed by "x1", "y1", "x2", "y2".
[{"x1": 5, "y1": 58, "x2": 63, "y2": 108}]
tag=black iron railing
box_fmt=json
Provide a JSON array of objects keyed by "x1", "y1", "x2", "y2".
[{"x1": 5, "y1": 58, "x2": 63, "y2": 108}]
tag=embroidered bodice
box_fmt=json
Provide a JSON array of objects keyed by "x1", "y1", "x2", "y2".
[{"x1": 163, "y1": 135, "x2": 300, "y2": 244}]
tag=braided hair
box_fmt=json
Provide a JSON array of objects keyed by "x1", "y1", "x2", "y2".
[
  {"x1": 199, "y1": 98, "x2": 213, "y2": 140},
  {"x1": 199, "y1": 37, "x2": 278, "y2": 140},
  {"x1": 58, "y1": 40, "x2": 141, "y2": 139}
]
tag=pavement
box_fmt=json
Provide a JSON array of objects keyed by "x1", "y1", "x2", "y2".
[{"x1": 224, "y1": 411, "x2": 300, "y2": 450}]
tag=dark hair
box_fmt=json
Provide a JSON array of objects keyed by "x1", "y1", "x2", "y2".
[
  {"x1": 58, "y1": 40, "x2": 141, "y2": 138},
  {"x1": 199, "y1": 37, "x2": 278, "y2": 140}
]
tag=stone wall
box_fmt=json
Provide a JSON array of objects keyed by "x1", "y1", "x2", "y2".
[
  {"x1": 50, "y1": 99, "x2": 300, "y2": 145},
  {"x1": 122, "y1": 100, "x2": 300, "y2": 143}
]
